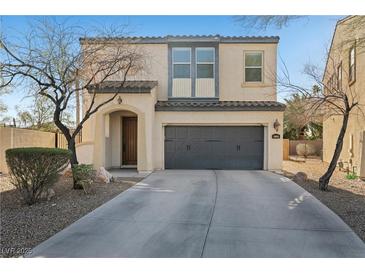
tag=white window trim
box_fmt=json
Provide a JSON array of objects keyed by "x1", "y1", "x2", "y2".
[
  {"x1": 196, "y1": 47, "x2": 215, "y2": 79},
  {"x1": 244, "y1": 51, "x2": 264, "y2": 83},
  {"x1": 349, "y1": 46, "x2": 356, "y2": 83},
  {"x1": 350, "y1": 47, "x2": 355, "y2": 66},
  {"x1": 172, "y1": 47, "x2": 191, "y2": 79},
  {"x1": 337, "y1": 63, "x2": 342, "y2": 90}
]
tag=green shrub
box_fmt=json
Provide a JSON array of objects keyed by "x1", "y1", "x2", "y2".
[
  {"x1": 72, "y1": 164, "x2": 94, "y2": 193},
  {"x1": 346, "y1": 172, "x2": 358, "y2": 180},
  {"x1": 6, "y1": 147, "x2": 71, "y2": 205}
]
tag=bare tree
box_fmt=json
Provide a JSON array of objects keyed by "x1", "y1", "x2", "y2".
[
  {"x1": 278, "y1": 16, "x2": 365, "y2": 190},
  {"x1": 0, "y1": 100, "x2": 6, "y2": 113},
  {"x1": 0, "y1": 18, "x2": 143, "y2": 188},
  {"x1": 234, "y1": 16, "x2": 306, "y2": 31},
  {"x1": 0, "y1": 77, "x2": 9, "y2": 121},
  {"x1": 14, "y1": 94, "x2": 74, "y2": 130},
  {"x1": 283, "y1": 85, "x2": 322, "y2": 140},
  {"x1": 279, "y1": 58, "x2": 363, "y2": 190}
]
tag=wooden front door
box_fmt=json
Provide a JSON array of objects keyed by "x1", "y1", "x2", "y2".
[{"x1": 122, "y1": 117, "x2": 137, "y2": 165}]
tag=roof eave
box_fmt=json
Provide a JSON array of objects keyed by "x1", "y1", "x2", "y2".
[
  {"x1": 155, "y1": 101, "x2": 286, "y2": 112},
  {"x1": 80, "y1": 35, "x2": 280, "y2": 45},
  {"x1": 155, "y1": 106, "x2": 286, "y2": 112}
]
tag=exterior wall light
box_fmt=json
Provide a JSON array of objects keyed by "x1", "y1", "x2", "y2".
[
  {"x1": 117, "y1": 96, "x2": 123, "y2": 104},
  {"x1": 273, "y1": 119, "x2": 281, "y2": 132}
]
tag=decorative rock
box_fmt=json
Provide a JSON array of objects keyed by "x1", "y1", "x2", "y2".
[
  {"x1": 293, "y1": 172, "x2": 308, "y2": 183},
  {"x1": 296, "y1": 143, "x2": 316, "y2": 157},
  {"x1": 62, "y1": 167, "x2": 73, "y2": 178},
  {"x1": 95, "y1": 167, "x2": 113, "y2": 184},
  {"x1": 40, "y1": 188, "x2": 56, "y2": 201}
]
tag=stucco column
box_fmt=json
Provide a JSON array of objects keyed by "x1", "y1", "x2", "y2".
[
  {"x1": 269, "y1": 114, "x2": 284, "y2": 171},
  {"x1": 143, "y1": 109, "x2": 155, "y2": 172},
  {"x1": 92, "y1": 112, "x2": 106, "y2": 169}
]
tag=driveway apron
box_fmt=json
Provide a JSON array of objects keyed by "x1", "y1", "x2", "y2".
[{"x1": 28, "y1": 170, "x2": 365, "y2": 258}]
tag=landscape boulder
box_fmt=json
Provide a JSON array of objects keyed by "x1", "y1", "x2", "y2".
[
  {"x1": 39, "y1": 188, "x2": 56, "y2": 201},
  {"x1": 292, "y1": 172, "x2": 308, "y2": 183},
  {"x1": 95, "y1": 167, "x2": 113, "y2": 184},
  {"x1": 296, "y1": 143, "x2": 316, "y2": 157},
  {"x1": 62, "y1": 167, "x2": 73, "y2": 178}
]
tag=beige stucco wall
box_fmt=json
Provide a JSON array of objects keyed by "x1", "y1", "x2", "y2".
[
  {"x1": 81, "y1": 103, "x2": 283, "y2": 172},
  {"x1": 0, "y1": 127, "x2": 56, "y2": 173},
  {"x1": 79, "y1": 40, "x2": 282, "y2": 172},
  {"x1": 323, "y1": 112, "x2": 365, "y2": 176},
  {"x1": 99, "y1": 43, "x2": 169, "y2": 101},
  {"x1": 322, "y1": 16, "x2": 365, "y2": 177},
  {"x1": 219, "y1": 43, "x2": 277, "y2": 101},
  {"x1": 76, "y1": 142, "x2": 94, "y2": 165},
  {"x1": 82, "y1": 41, "x2": 277, "y2": 101},
  {"x1": 81, "y1": 87, "x2": 157, "y2": 172}
]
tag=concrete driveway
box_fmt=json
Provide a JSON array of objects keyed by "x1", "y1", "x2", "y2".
[{"x1": 28, "y1": 170, "x2": 365, "y2": 258}]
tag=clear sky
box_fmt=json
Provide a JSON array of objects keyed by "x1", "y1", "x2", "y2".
[{"x1": 1, "y1": 15, "x2": 343, "y2": 117}]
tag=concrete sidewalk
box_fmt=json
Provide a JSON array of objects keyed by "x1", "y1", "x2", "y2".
[{"x1": 28, "y1": 170, "x2": 365, "y2": 258}]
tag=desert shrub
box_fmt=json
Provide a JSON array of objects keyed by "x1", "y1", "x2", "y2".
[
  {"x1": 346, "y1": 172, "x2": 358, "y2": 180},
  {"x1": 6, "y1": 147, "x2": 71, "y2": 205},
  {"x1": 72, "y1": 164, "x2": 94, "y2": 193}
]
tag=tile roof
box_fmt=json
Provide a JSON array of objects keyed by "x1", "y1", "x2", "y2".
[
  {"x1": 155, "y1": 100, "x2": 286, "y2": 111},
  {"x1": 80, "y1": 35, "x2": 279, "y2": 44},
  {"x1": 87, "y1": 80, "x2": 158, "y2": 93}
]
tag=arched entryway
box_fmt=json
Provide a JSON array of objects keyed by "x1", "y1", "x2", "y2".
[
  {"x1": 92, "y1": 102, "x2": 154, "y2": 173},
  {"x1": 106, "y1": 110, "x2": 138, "y2": 168},
  {"x1": 95, "y1": 104, "x2": 144, "y2": 171}
]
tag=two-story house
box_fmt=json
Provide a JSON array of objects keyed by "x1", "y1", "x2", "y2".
[
  {"x1": 77, "y1": 35, "x2": 285, "y2": 173},
  {"x1": 322, "y1": 16, "x2": 365, "y2": 178}
]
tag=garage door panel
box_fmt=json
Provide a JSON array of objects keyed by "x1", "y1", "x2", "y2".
[
  {"x1": 189, "y1": 141, "x2": 209, "y2": 152},
  {"x1": 190, "y1": 126, "x2": 214, "y2": 140},
  {"x1": 166, "y1": 126, "x2": 190, "y2": 139},
  {"x1": 165, "y1": 126, "x2": 176, "y2": 139},
  {"x1": 212, "y1": 141, "x2": 228, "y2": 154},
  {"x1": 164, "y1": 126, "x2": 264, "y2": 170},
  {"x1": 239, "y1": 142, "x2": 263, "y2": 155}
]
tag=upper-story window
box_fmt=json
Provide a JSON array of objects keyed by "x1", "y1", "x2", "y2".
[
  {"x1": 195, "y1": 47, "x2": 215, "y2": 97},
  {"x1": 244, "y1": 52, "x2": 263, "y2": 83},
  {"x1": 172, "y1": 48, "x2": 191, "y2": 78},
  {"x1": 170, "y1": 46, "x2": 216, "y2": 98},
  {"x1": 349, "y1": 46, "x2": 356, "y2": 83},
  {"x1": 196, "y1": 48, "x2": 215, "y2": 79}
]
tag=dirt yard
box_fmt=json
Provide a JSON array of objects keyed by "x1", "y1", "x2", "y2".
[
  {"x1": 0, "y1": 174, "x2": 138, "y2": 258},
  {"x1": 282, "y1": 159, "x2": 365, "y2": 242}
]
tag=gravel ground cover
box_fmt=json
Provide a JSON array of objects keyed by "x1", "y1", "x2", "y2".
[
  {"x1": 282, "y1": 159, "x2": 365, "y2": 242},
  {"x1": 0, "y1": 174, "x2": 138, "y2": 258}
]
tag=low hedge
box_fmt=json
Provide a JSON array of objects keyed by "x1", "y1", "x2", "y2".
[{"x1": 6, "y1": 147, "x2": 71, "y2": 205}]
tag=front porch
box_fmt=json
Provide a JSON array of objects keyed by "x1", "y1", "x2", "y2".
[
  {"x1": 91, "y1": 99, "x2": 155, "y2": 173},
  {"x1": 104, "y1": 110, "x2": 138, "y2": 169},
  {"x1": 108, "y1": 168, "x2": 150, "y2": 179}
]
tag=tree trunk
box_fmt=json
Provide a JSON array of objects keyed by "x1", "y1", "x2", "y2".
[
  {"x1": 319, "y1": 112, "x2": 350, "y2": 191},
  {"x1": 54, "y1": 107, "x2": 82, "y2": 189},
  {"x1": 68, "y1": 138, "x2": 78, "y2": 166},
  {"x1": 67, "y1": 138, "x2": 82, "y2": 189}
]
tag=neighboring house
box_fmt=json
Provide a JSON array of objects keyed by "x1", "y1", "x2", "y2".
[
  {"x1": 78, "y1": 35, "x2": 285, "y2": 173},
  {"x1": 322, "y1": 16, "x2": 365, "y2": 177}
]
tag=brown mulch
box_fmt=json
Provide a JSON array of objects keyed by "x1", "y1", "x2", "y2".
[
  {"x1": 0, "y1": 174, "x2": 139, "y2": 258},
  {"x1": 282, "y1": 159, "x2": 365, "y2": 242}
]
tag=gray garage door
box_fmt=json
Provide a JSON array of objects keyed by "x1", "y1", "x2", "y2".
[{"x1": 165, "y1": 126, "x2": 264, "y2": 170}]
